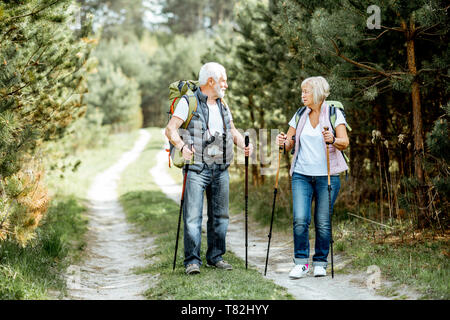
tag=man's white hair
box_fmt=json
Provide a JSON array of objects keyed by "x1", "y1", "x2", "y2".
[
  {"x1": 198, "y1": 62, "x2": 226, "y2": 86},
  {"x1": 301, "y1": 76, "x2": 330, "y2": 105}
]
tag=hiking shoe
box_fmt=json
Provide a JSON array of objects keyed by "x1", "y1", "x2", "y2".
[
  {"x1": 314, "y1": 265, "x2": 327, "y2": 277},
  {"x1": 289, "y1": 264, "x2": 309, "y2": 279},
  {"x1": 185, "y1": 264, "x2": 200, "y2": 275},
  {"x1": 207, "y1": 260, "x2": 233, "y2": 270}
]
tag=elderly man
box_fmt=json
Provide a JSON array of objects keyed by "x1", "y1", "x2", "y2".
[{"x1": 165, "y1": 62, "x2": 253, "y2": 275}]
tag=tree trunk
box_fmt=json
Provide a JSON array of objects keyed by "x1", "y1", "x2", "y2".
[
  {"x1": 248, "y1": 94, "x2": 263, "y2": 186},
  {"x1": 284, "y1": 151, "x2": 292, "y2": 191},
  {"x1": 259, "y1": 106, "x2": 265, "y2": 185},
  {"x1": 404, "y1": 18, "x2": 427, "y2": 226}
]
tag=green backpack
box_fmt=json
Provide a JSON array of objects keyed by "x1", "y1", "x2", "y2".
[
  {"x1": 293, "y1": 100, "x2": 352, "y2": 165},
  {"x1": 166, "y1": 80, "x2": 199, "y2": 168}
]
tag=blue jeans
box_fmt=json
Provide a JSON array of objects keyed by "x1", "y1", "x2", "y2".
[
  {"x1": 183, "y1": 164, "x2": 229, "y2": 267},
  {"x1": 291, "y1": 172, "x2": 340, "y2": 267}
]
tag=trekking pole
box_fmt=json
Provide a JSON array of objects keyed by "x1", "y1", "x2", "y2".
[
  {"x1": 173, "y1": 139, "x2": 193, "y2": 271},
  {"x1": 323, "y1": 126, "x2": 334, "y2": 279},
  {"x1": 244, "y1": 132, "x2": 249, "y2": 269},
  {"x1": 264, "y1": 136, "x2": 285, "y2": 276}
]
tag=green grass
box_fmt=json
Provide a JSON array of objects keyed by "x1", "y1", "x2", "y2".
[
  {"x1": 333, "y1": 223, "x2": 449, "y2": 300},
  {"x1": 0, "y1": 130, "x2": 140, "y2": 299},
  {"x1": 118, "y1": 128, "x2": 293, "y2": 300},
  {"x1": 0, "y1": 196, "x2": 87, "y2": 299}
]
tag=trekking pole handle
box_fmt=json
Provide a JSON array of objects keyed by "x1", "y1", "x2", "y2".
[
  {"x1": 323, "y1": 126, "x2": 332, "y2": 145},
  {"x1": 186, "y1": 139, "x2": 194, "y2": 164},
  {"x1": 279, "y1": 132, "x2": 286, "y2": 154},
  {"x1": 323, "y1": 128, "x2": 331, "y2": 185},
  {"x1": 245, "y1": 132, "x2": 249, "y2": 148}
]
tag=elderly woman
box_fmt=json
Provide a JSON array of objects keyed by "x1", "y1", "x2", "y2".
[{"x1": 276, "y1": 76, "x2": 349, "y2": 278}]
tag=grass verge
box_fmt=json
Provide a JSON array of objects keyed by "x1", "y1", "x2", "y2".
[
  {"x1": 333, "y1": 221, "x2": 449, "y2": 300},
  {"x1": 118, "y1": 128, "x2": 293, "y2": 300},
  {"x1": 0, "y1": 197, "x2": 87, "y2": 299}
]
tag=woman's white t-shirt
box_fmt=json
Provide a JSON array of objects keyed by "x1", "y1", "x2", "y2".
[
  {"x1": 288, "y1": 108, "x2": 347, "y2": 176},
  {"x1": 173, "y1": 97, "x2": 233, "y2": 136}
]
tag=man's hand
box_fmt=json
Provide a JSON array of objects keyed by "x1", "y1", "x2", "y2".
[
  {"x1": 244, "y1": 143, "x2": 253, "y2": 157},
  {"x1": 181, "y1": 144, "x2": 195, "y2": 161}
]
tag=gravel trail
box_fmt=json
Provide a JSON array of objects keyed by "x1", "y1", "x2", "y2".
[{"x1": 66, "y1": 129, "x2": 155, "y2": 300}]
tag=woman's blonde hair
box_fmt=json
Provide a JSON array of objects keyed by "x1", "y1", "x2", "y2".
[{"x1": 301, "y1": 76, "x2": 330, "y2": 105}]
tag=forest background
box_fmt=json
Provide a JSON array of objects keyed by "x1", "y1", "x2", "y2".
[{"x1": 0, "y1": 0, "x2": 448, "y2": 299}]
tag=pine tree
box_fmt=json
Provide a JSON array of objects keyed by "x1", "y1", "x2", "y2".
[
  {"x1": 77, "y1": 0, "x2": 146, "y2": 39},
  {"x1": 0, "y1": 0, "x2": 94, "y2": 244},
  {"x1": 86, "y1": 59, "x2": 142, "y2": 129},
  {"x1": 155, "y1": 0, "x2": 236, "y2": 35},
  {"x1": 90, "y1": 36, "x2": 153, "y2": 127},
  {"x1": 145, "y1": 31, "x2": 213, "y2": 126},
  {"x1": 1, "y1": 0, "x2": 94, "y2": 176}
]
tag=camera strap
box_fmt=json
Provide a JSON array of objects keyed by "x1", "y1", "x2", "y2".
[{"x1": 218, "y1": 100, "x2": 227, "y2": 165}]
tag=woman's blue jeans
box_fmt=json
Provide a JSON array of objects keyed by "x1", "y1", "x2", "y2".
[
  {"x1": 183, "y1": 164, "x2": 229, "y2": 267},
  {"x1": 291, "y1": 172, "x2": 340, "y2": 267}
]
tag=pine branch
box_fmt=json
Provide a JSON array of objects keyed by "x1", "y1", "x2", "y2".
[
  {"x1": 344, "y1": 75, "x2": 381, "y2": 81},
  {"x1": 417, "y1": 68, "x2": 450, "y2": 75},
  {"x1": 347, "y1": 212, "x2": 394, "y2": 229},
  {"x1": 20, "y1": 44, "x2": 48, "y2": 78},
  {"x1": 0, "y1": 26, "x2": 18, "y2": 45},
  {"x1": 380, "y1": 25, "x2": 404, "y2": 33},
  {"x1": 416, "y1": 23, "x2": 442, "y2": 37},
  {"x1": 365, "y1": 77, "x2": 390, "y2": 90},
  {"x1": 4, "y1": 83, "x2": 30, "y2": 97},
  {"x1": 6, "y1": 0, "x2": 63, "y2": 22},
  {"x1": 364, "y1": 29, "x2": 390, "y2": 41},
  {"x1": 329, "y1": 38, "x2": 391, "y2": 78}
]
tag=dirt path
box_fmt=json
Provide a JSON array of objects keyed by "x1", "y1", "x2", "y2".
[
  {"x1": 65, "y1": 129, "x2": 155, "y2": 300},
  {"x1": 154, "y1": 132, "x2": 420, "y2": 300}
]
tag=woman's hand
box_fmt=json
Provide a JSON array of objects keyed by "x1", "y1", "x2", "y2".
[
  {"x1": 276, "y1": 132, "x2": 287, "y2": 147},
  {"x1": 322, "y1": 129, "x2": 335, "y2": 145}
]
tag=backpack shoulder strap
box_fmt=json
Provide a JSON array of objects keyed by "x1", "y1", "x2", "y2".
[
  {"x1": 181, "y1": 94, "x2": 198, "y2": 129},
  {"x1": 327, "y1": 101, "x2": 352, "y2": 133},
  {"x1": 329, "y1": 105, "x2": 337, "y2": 136},
  {"x1": 294, "y1": 106, "x2": 307, "y2": 129}
]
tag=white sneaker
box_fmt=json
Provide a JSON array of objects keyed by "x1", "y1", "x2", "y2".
[
  {"x1": 289, "y1": 264, "x2": 309, "y2": 279},
  {"x1": 314, "y1": 265, "x2": 327, "y2": 277}
]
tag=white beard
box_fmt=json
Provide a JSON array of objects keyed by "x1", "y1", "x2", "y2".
[{"x1": 215, "y1": 83, "x2": 225, "y2": 99}]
